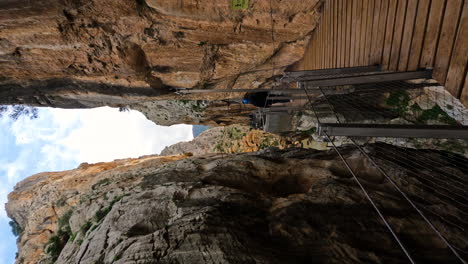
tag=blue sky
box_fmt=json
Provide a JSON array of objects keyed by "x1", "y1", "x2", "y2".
[{"x1": 0, "y1": 107, "x2": 193, "y2": 264}]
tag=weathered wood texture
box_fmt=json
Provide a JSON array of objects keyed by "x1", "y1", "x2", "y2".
[{"x1": 294, "y1": 0, "x2": 468, "y2": 106}]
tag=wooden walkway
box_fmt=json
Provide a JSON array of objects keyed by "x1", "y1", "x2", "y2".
[{"x1": 293, "y1": 0, "x2": 468, "y2": 107}]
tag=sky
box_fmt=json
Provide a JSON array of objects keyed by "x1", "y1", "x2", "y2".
[{"x1": 0, "y1": 107, "x2": 193, "y2": 264}]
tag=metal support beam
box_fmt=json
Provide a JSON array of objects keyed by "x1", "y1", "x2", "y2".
[
  {"x1": 260, "y1": 106, "x2": 303, "y2": 112},
  {"x1": 283, "y1": 65, "x2": 381, "y2": 78},
  {"x1": 176, "y1": 88, "x2": 320, "y2": 95},
  {"x1": 282, "y1": 70, "x2": 433, "y2": 85},
  {"x1": 269, "y1": 96, "x2": 310, "y2": 100},
  {"x1": 318, "y1": 123, "x2": 468, "y2": 139}
]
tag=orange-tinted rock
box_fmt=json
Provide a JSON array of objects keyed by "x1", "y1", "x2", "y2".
[{"x1": 0, "y1": 0, "x2": 321, "y2": 110}]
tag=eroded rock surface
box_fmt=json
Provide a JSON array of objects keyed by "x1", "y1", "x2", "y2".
[
  {"x1": 0, "y1": 0, "x2": 320, "y2": 111},
  {"x1": 7, "y1": 146, "x2": 467, "y2": 264}
]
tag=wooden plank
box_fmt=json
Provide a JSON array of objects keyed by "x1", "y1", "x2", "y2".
[
  {"x1": 364, "y1": 0, "x2": 375, "y2": 65},
  {"x1": 317, "y1": 20, "x2": 323, "y2": 69},
  {"x1": 420, "y1": 0, "x2": 446, "y2": 68},
  {"x1": 337, "y1": 0, "x2": 342, "y2": 67},
  {"x1": 311, "y1": 32, "x2": 317, "y2": 69},
  {"x1": 397, "y1": 0, "x2": 418, "y2": 71},
  {"x1": 329, "y1": 0, "x2": 333, "y2": 68},
  {"x1": 315, "y1": 31, "x2": 319, "y2": 69},
  {"x1": 407, "y1": 0, "x2": 431, "y2": 70},
  {"x1": 320, "y1": 5, "x2": 325, "y2": 69},
  {"x1": 346, "y1": 0, "x2": 353, "y2": 67},
  {"x1": 350, "y1": 0, "x2": 358, "y2": 66},
  {"x1": 382, "y1": 0, "x2": 398, "y2": 69},
  {"x1": 318, "y1": 3, "x2": 324, "y2": 69},
  {"x1": 355, "y1": 0, "x2": 364, "y2": 66},
  {"x1": 321, "y1": 7, "x2": 326, "y2": 69},
  {"x1": 324, "y1": 1, "x2": 332, "y2": 68},
  {"x1": 334, "y1": 0, "x2": 339, "y2": 68},
  {"x1": 371, "y1": 0, "x2": 388, "y2": 64},
  {"x1": 369, "y1": 0, "x2": 381, "y2": 64},
  {"x1": 445, "y1": 3, "x2": 468, "y2": 98},
  {"x1": 389, "y1": 0, "x2": 408, "y2": 71},
  {"x1": 341, "y1": 0, "x2": 347, "y2": 67},
  {"x1": 331, "y1": 0, "x2": 337, "y2": 68},
  {"x1": 314, "y1": 30, "x2": 319, "y2": 69},
  {"x1": 359, "y1": 0, "x2": 369, "y2": 65},
  {"x1": 317, "y1": 28, "x2": 321, "y2": 70},
  {"x1": 354, "y1": 0, "x2": 363, "y2": 66},
  {"x1": 433, "y1": 0, "x2": 463, "y2": 84},
  {"x1": 324, "y1": 1, "x2": 332, "y2": 69}
]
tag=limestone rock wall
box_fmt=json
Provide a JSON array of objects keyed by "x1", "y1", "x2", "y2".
[
  {"x1": 161, "y1": 125, "x2": 288, "y2": 156},
  {"x1": 0, "y1": 0, "x2": 320, "y2": 110},
  {"x1": 6, "y1": 146, "x2": 467, "y2": 264}
]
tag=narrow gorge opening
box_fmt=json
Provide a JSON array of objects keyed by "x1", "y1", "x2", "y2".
[{"x1": 1, "y1": 0, "x2": 467, "y2": 263}]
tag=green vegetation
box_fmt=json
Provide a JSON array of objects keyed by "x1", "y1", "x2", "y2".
[
  {"x1": 58, "y1": 211, "x2": 72, "y2": 229},
  {"x1": 385, "y1": 91, "x2": 458, "y2": 125},
  {"x1": 301, "y1": 127, "x2": 317, "y2": 136},
  {"x1": 213, "y1": 127, "x2": 247, "y2": 152},
  {"x1": 79, "y1": 193, "x2": 92, "y2": 204},
  {"x1": 191, "y1": 101, "x2": 205, "y2": 112},
  {"x1": 45, "y1": 193, "x2": 130, "y2": 260},
  {"x1": 80, "y1": 221, "x2": 92, "y2": 235},
  {"x1": 259, "y1": 136, "x2": 280, "y2": 149},
  {"x1": 45, "y1": 233, "x2": 66, "y2": 261},
  {"x1": 231, "y1": 0, "x2": 249, "y2": 10},
  {"x1": 94, "y1": 194, "x2": 127, "y2": 223},
  {"x1": 92, "y1": 178, "x2": 111, "y2": 190},
  {"x1": 94, "y1": 207, "x2": 112, "y2": 223},
  {"x1": 225, "y1": 127, "x2": 246, "y2": 140},
  {"x1": 69, "y1": 232, "x2": 77, "y2": 242},
  {"x1": 56, "y1": 196, "x2": 67, "y2": 207},
  {"x1": 9, "y1": 220, "x2": 22, "y2": 237},
  {"x1": 177, "y1": 100, "x2": 206, "y2": 112},
  {"x1": 213, "y1": 141, "x2": 229, "y2": 153},
  {"x1": 386, "y1": 90, "x2": 410, "y2": 114},
  {"x1": 434, "y1": 139, "x2": 467, "y2": 154},
  {"x1": 416, "y1": 105, "x2": 458, "y2": 125},
  {"x1": 45, "y1": 209, "x2": 73, "y2": 261}
]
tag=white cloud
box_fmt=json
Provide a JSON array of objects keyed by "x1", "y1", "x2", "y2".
[
  {"x1": 0, "y1": 105, "x2": 193, "y2": 235},
  {"x1": 48, "y1": 107, "x2": 193, "y2": 163}
]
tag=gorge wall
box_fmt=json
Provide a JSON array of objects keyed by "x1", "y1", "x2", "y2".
[
  {"x1": 6, "y1": 146, "x2": 467, "y2": 264},
  {"x1": 0, "y1": 0, "x2": 320, "y2": 112}
]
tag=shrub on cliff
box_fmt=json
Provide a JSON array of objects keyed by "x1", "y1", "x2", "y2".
[
  {"x1": 45, "y1": 209, "x2": 73, "y2": 261},
  {"x1": 9, "y1": 220, "x2": 22, "y2": 237}
]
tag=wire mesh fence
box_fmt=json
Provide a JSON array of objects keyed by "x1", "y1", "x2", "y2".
[
  {"x1": 322, "y1": 135, "x2": 468, "y2": 263},
  {"x1": 250, "y1": 68, "x2": 468, "y2": 263},
  {"x1": 299, "y1": 81, "x2": 466, "y2": 126}
]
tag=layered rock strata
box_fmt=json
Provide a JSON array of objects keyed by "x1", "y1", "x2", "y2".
[
  {"x1": 7, "y1": 146, "x2": 467, "y2": 264},
  {"x1": 0, "y1": 0, "x2": 320, "y2": 110}
]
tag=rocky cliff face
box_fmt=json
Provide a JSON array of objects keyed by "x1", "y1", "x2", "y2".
[
  {"x1": 0, "y1": 0, "x2": 320, "y2": 111},
  {"x1": 7, "y1": 146, "x2": 467, "y2": 264},
  {"x1": 161, "y1": 125, "x2": 288, "y2": 156}
]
